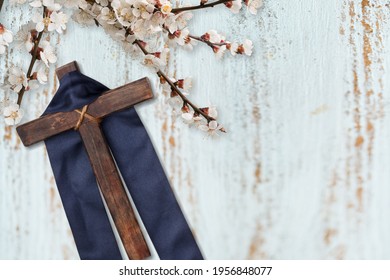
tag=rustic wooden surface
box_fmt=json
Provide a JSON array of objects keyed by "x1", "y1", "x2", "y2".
[{"x1": 1, "y1": 0, "x2": 390, "y2": 259}]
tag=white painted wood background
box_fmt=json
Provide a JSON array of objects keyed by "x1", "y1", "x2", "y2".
[{"x1": 1, "y1": 0, "x2": 390, "y2": 259}]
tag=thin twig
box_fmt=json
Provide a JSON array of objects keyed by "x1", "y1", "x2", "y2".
[
  {"x1": 163, "y1": 26, "x2": 226, "y2": 51},
  {"x1": 0, "y1": 0, "x2": 4, "y2": 12},
  {"x1": 171, "y1": 0, "x2": 231, "y2": 13},
  {"x1": 17, "y1": 8, "x2": 46, "y2": 105},
  {"x1": 134, "y1": 40, "x2": 216, "y2": 123},
  {"x1": 189, "y1": 34, "x2": 227, "y2": 48}
]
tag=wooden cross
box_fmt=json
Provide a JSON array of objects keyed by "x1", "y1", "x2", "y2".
[{"x1": 17, "y1": 62, "x2": 152, "y2": 260}]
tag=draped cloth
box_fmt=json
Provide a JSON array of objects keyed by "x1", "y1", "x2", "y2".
[{"x1": 43, "y1": 67, "x2": 203, "y2": 260}]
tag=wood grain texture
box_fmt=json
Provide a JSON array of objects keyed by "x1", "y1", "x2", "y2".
[
  {"x1": 1, "y1": 0, "x2": 390, "y2": 259},
  {"x1": 78, "y1": 121, "x2": 150, "y2": 260},
  {"x1": 16, "y1": 111, "x2": 80, "y2": 146},
  {"x1": 55, "y1": 61, "x2": 79, "y2": 80}
]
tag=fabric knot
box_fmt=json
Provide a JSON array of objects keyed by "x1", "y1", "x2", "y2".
[{"x1": 74, "y1": 105, "x2": 101, "y2": 130}]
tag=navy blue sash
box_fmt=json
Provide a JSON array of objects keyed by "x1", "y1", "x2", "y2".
[{"x1": 43, "y1": 69, "x2": 203, "y2": 260}]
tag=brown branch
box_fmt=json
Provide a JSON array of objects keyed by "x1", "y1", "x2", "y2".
[
  {"x1": 171, "y1": 0, "x2": 231, "y2": 13},
  {"x1": 17, "y1": 8, "x2": 46, "y2": 106},
  {"x1": 189, "y1": 34, "x2": 228, "y2": 48},
  {"x1": 134, "y1": 40, "x2": 217, "y2": 123},
  {"x1": 0, "y1": 0, "x2": 4, "y2": 12},
  {"x1": 162, "y1": 25, "x2": 226, "y2": 52}
]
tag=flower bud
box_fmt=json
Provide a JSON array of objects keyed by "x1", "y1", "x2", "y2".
[{"x1": 181, "y1": 104, "x2": 190, "y2": 113}]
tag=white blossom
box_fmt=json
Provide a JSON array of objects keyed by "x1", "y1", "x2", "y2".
[
  {"x1": 167, "y1": 95, "x2": 182, "y2": 108},
  {"x1": 132, "y1": 0, "x2": 155, "y2": 20},
  {"x1": 131, "y1": 19, "x2": 149, "y2": 39},
  {"x1": 155, "y1": 48, "x2": 169, "y2": 64},
  {"x1": 199, "y1": 120, "x2": 223, "y2": 135},
  {"x1": 8, "y1": 67, "x2": 28, "y2": 93},
  {"x1": 3, "y1": 103, "x2": 24, "y2": 126},
  {"x1": 0, "y1": 24, "x2": 13, "y2": 45},
  {"x1": 95, "y1": 0, "x2": 109, "y2": 6},
  {"x1": 240, "y1": 39, "x2": 253, "y2": 56},
  {"x1": 177, "y1": 77, "x2": 192, "y2": 91},
  {"x1": 226, "y1": 0, "x2": 242, "y2": 14},
  {"x1": 143, "y1": 54, "x2": 165, "y2": 69},
  {"x1": 228, "y1": 42, "x2": 238, "y2": 56},
  {"x1": 208, "y1": 106, "x2": 218, "y2": 118},
  {"x1": 181, "y1": 112, "x2": 194, "y2": 124},
  {"x1": 0, "y1": 24, "x2": 13, "y2": 54},
  {"x1": 206, "y1": 29, "x2": 224, "y2": 44},
  {"x1": 181, "y1": 112, "x2": 202, "y2": 125},
  {"x1": 40, "y1": 41, "x2": 57, "y2": 67},
  {"x1": 14, "y1": 23, "x2": 35, "y2": 52},
  {"x1": 0, "y1": 89, "x2": 18, "y2": 115},
  {"x1": 165, "y1": 12, "x2": 193, "y2": 33},
  {"x1": 160, "y1": 0, "x2": 173, "y2": 15},
  {"x1": 98, "y1": 7, "x2": 117, "y2": 25},
  {"x1": 72, "y1": 9, "x2": 96, "y2": 26},
  {"x1": 36, "y1": 63, "x2": 48, "y2": 84},
  {"x1": 182, "y1": 36, "x2": 197, "y2": 51},
  {"x1": 245, "y1": 0, "x2": 263, "y2": 15},
  {"x1": 49, "y1": 11, "x2": 68, "y2": 33},
  {"x1": 169, "y1": 28, "x2": 189, "y2": 46},
  {"x1": 214, "y1": 45, "x2": 227, "y2": 59},
  {"x1": 61, "y1": 0, "x2": 88, "y2": 9},
  {"x1": 32, "y1": 12, "x2": 50, "y2": 32},
  {"x1": 27, "y1": 62, "x2": 48, "y2": 90},
  {"x1": 111, "y1": 0, "x2": 134, "y2": 27},
  {"x1": 30, "y1": 0, "x2": 62, "y2": 11}
]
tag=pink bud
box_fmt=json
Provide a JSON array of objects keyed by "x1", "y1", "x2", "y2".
[
  {"x1": 182, "y1": 104, "x2": 190, "y2": 113},
  {"x1": 201, "y1": 33, "x2": 210, "y2": 41},
  {"x1": 177, "y1": 79, "x2": 184, "y2": 89},
  {"x1": 224, "y1": 1, "x2": 233, "y2": 8},
  {"x1": 237, "y1": 44, "x2": 245, "y2": 54},
  {"x1": 200, "y1": 107, "x2": 210, "y2": 115}
]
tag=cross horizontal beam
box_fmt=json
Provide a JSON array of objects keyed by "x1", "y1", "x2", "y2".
[{"x1": 17, "y1": 78, "x2": 153, "y2": 146}]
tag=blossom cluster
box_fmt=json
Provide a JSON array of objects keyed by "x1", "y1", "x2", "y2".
[
  {"x1": 0, "y1": 23, "x2": 13, "y2": 55},
  {"x1": 1, "y1": 0, "x2": 72, "y2": 125},
  {"x1": 1, "y1": 0, "x2": 263, "y2": 135}
]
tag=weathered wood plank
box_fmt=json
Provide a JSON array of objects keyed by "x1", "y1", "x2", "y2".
[{"x1": 79, "y1": 120, "x2": 150, "y2": 260}]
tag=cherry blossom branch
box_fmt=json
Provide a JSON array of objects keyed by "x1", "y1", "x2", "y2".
[
  {"x1": 17, "y1": 31, "x2": 44, "y2": 105},
  {"x1": 162, "y1": 26, "x2": 227, "y2": 52},
  {"x1": 171, "y1": 0, "x2": 231, "y2": 13},
  {"x1": 134, "y1": 39, "x2": 222, "y2": 126},
  {"x1": 17, "y1": 8, "x2": 46, "y2": 105},
  {"x1": 89, "y1": 17, "x2": 223, "y2": 129},
  {"x1": 189, "y1": 34, "x2": 227, "y2": 48}
]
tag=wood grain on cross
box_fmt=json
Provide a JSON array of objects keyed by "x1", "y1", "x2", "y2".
[{"x1": 17, "y1": 62, "x2": 152, "y2": 260}]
